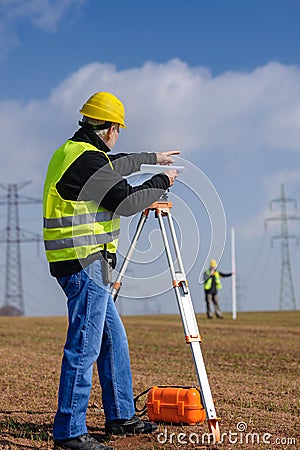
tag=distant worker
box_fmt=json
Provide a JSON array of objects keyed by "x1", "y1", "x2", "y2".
[
  {"x1": 43, "y1": 91, "x2": 179, "y2": 450},
  {"x1": 203, "y1": 259, "x2": 232, "y2": 319}
]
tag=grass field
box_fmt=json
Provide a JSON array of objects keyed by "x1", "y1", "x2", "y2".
[{"x1": 0, "y1": 311, "x2": 299, "y2": 449}]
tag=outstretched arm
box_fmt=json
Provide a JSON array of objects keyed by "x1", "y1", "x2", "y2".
[
  {"x1": 156, "y1": 150, "x2": 181, "y2": 165},
  {"x1": 219, "y1": 271, "x2": 233, "y2": 278}
]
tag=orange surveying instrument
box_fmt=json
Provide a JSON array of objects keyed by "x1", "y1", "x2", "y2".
[{"x1": 111, "y1": 193, "x2": 221, "y2": 443}]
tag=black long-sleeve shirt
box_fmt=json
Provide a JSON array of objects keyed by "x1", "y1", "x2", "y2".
[{"x1": 49, "y1": 127, "x2": 170, "y2": 277}]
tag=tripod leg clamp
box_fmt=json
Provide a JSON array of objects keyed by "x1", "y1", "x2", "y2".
[{"x1": 185, "y1": 334, "x2": 202, "y2": 343}]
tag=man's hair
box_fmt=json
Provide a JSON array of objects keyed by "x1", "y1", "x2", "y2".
[{"x1": 81, "y1": 116, "x2": 111, "y2": 140}]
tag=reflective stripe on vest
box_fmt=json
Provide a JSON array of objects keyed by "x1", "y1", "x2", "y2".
[
  {"x1": 204, "y1": 270, "x2": 222, "y2": 290},
  {"x1": 43, "y1": 140, "x2": 120, "y2": 263}
]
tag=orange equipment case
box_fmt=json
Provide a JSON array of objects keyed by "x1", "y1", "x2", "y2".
[{"x1": 147, "y1": 386, "x2": 206, "y2": 425}]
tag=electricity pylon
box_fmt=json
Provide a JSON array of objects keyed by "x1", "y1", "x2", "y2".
[
  {"x1": 0, "y1": 181, "x2": 42, "y2": 316},
  {"x1": 265, "y1": 184, "x2": 300, "y2": 310}
]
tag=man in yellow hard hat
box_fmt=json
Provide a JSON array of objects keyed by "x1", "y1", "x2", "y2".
[
  {"x1": 43, "y1": 92, "x2": 180, "y2": 449},
  {"x1": 203, "y1": 259, "x2": 232, "y2": 319}
]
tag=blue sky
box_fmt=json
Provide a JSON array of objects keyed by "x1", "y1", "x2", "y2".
[
  {"x1": 0, "y1": 0, "x2": 300, "y2": 316},
  {"x1": 2, "y1": 0, "x2": 300, "y2": 102}
]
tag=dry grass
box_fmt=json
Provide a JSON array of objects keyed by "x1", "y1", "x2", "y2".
[{"x1": 0, "y1": 311, "x2": 299, "y2": 449}]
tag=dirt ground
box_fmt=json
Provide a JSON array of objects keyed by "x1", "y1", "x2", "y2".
[{"x1": 0, "y1": 311, "x2": 299, "y2": 449}]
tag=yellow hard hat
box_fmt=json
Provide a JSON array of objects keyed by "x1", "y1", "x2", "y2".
[
  {"x1": 210, "y1": 259, "x2": 217, "y2": 268},
  {"x1": 80, "y1": 92, "x2": 126, "y2": 128}
]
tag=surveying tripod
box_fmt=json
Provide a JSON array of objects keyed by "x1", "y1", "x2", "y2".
[{"x1": 111, "y1": 193, "x2": 220, "y2": 442}]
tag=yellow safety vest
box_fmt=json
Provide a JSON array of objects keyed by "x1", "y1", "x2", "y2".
[
  {"x1": 43, "y1": 140, "x2": 120, "y2": 263},
  {"x1": 204, "y1": 270, "x2": 222, "y2": 290}
]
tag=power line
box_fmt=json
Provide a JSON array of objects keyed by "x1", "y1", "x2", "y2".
[
  {"x1": 265, "y1": 184, "x2": 300, "y2": 310},
  {"x1": 0, "y1": 181, "x2": 42, "y2": 316}
]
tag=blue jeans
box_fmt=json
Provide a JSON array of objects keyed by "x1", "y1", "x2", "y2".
[{"x1": 53, "y1": 259, "x2": 135, "y2": 440}]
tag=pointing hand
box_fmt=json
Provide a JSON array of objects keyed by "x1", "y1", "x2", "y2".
[{"x1": 156, "y1": 150, "x2": 181, "y2": 165}]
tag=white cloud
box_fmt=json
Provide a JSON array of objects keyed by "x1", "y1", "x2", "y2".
[
  {"x1": 1, "y1": 58, "x2": 300, "y2": 315},
  {"x1": 0, "y1": 0, "x2": 86, "y2": 56},
  {"x1": 47, "y1": 59, "x2": 300, "y2": 152},
  {"x1": 0, "y1": 59, "x2": 300, "y2": 191}
]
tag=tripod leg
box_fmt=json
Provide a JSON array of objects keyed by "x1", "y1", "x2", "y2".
[
  {"x1": 111, "y1": 211, "x2": 148, "y2": 301},
  {"x1": 157, "y1": 210, "x2": 220, "y2": 442}
]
